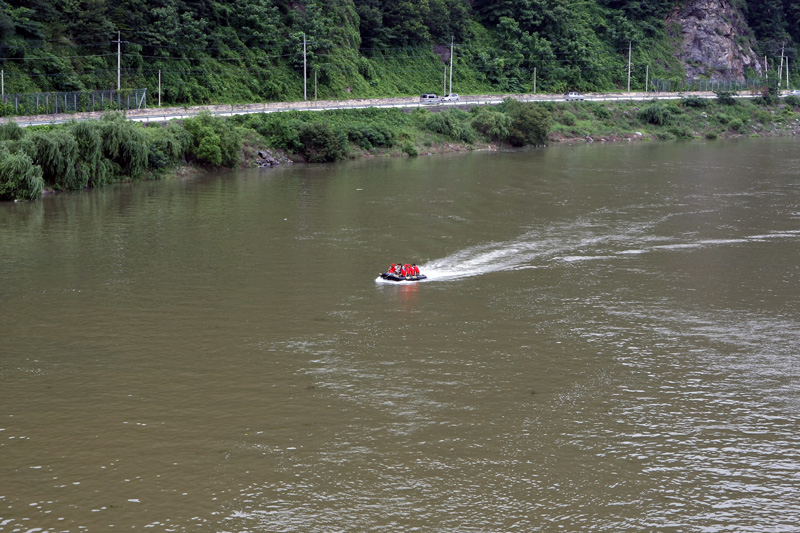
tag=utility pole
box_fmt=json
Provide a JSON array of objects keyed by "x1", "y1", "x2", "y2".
[
  {"x1": 158, "y1": 69, "x2": 161, "y2": 107},
  {"x1": 765, "y1": 55, "x2": 768, "y2": 82},
  {"x1": 449, "y1": 37, "x2": 454, "y2": 95},
  {"x1": 778, "y1": 43, "x2": 785, "y2": 89},
  {"x1": 533, "y1": 67, "x2": 537, "y2": 94},
  {"x1": 303, "y1": 33, "x2": 307, "y2": 101},
  {"x1": 114, "y1": 31, "x2": 121, "y2": 91},
  {"x1": 645, "y1": 65, "x2": 649, "y2": 94},
  {"x1": 443, "y1": 66, "x2": 446, "y2": 95},
  {"x1": 627, "y1": 41, "x2": 632, "y2": 92}
]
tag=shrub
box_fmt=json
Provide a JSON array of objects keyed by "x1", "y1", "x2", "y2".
[
  {"x1": 785, "y1": 95, "x2": 800, "y2": 107},
  {"x1": 24, "y1": 130, "x2": 80, "y2": 189},
  {"x1": 500, "y1": 99, "x2": 551, "y2": 146},
  {"x1": 69, "y1": 120, "x2": 108, "y2": 187},
  {"x1": 560, "y1": 110, "x2": 577, "y2": 126},
  {"x1": 591, "y1": 104, "x2": 612, "y2": 119},
  {"x1": 401, "y1": 141, "x2": 418, "y2": 157},
  {"x1": 143, "y1": 122, "x2": 191, "y2": 170},
  {"x1": 729, "y1": 118, "x2": 746, "y2": 133},
  {"x1": 347, "y1": 123, "x2": 394, "y2": 150},
  {"x1": 270, "y1": 118, "x2": 305, "y2": 152},
  {"x1": 196, "y1": 130, "x2": 223, "y2": 165},
  {"x1": 705, "y1": 131, "x2": 719, "y2": 139},
  {"x1": 99, "y1": 113, "x2": 149, "y2": 179},
  {"x1": 756, "y1": 80, "x2": 780, "y2": 105},
  {"x1": 638, "y1": 104, "x2": 671, "y2": 126},
  {"x1": 681, "y1": 97, "x2": 710, "y2": 108},
  {"x1": 470, "y1": 107, "x2": 512, "y2": 141},
  {"x1": 0, "y1": 145, "x2": 44, "y2": 201},
  {"x1": 0, "y1": 121, "x2": 24, "y2": 141},
  {"x1": 715, "y1": 90, "x2": 737, "y2": 106},
  {"x1": 753, "y1": 110, "x2": 772, "y2": 124},
  {"x1": 297, "y1": 122, "x2": 347, "y2": 162},
  {"x1": 182, "y1": 111, "x2": 242, "y2": 167},
  {"x1": 238, "y1": 112, "x2": 306, "y2": 152},
  {"x1": 423, "y1": 109, "x2": 477, "y2": 143},
  {"x1": 668, "y1": 125, "x2": 694, "y2": 139}
]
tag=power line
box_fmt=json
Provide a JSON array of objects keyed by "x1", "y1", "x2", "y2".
[{"x1": 0, "y1": 53, "x2": 117, "y2": 61}]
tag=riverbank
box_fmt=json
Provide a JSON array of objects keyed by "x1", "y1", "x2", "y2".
[
  {"x1": 547, "y1": 95, "x2": 800, "y2": 143},
  {"x1": 2, "y1": 94, "x2": 799, "y2": 201},
  {"x1": 230, "y1": 94, "x2": 800, "y2": 171}
]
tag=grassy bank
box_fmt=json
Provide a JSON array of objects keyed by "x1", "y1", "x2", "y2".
[
  {"x1": 2, "y1": 94, "x2": 799, "y2": 201},
  {"x1": 549, "y1": 94, "x2": 800, "y2": 142}
]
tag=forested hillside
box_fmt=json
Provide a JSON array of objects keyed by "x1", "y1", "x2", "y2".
[{"x1": 0, "y1": 0, "x2": 797, "y2": 107}]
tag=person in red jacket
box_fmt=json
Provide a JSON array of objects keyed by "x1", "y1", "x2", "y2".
[{"x1": 412, "y1": 264, "x2": 420, "y2": 275}]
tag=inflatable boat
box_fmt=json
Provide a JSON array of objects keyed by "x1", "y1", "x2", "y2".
[{"x1": 379, "y1": 272, "x2": 427, "y2": 282}]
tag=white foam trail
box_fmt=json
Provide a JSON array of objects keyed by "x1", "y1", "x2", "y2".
[
  {"x1": 420, "y1": 236, "x2": 560, "y2": 282},
  {"x1": 392, "y1": 218, "x2": 800, "y2": 284}
]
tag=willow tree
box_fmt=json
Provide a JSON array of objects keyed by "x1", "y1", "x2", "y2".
[
  {"x1": 22, "y1": 130, "x2": 80, "y2": 190},
  {"x1": 0, "y1": 145, "x2": 44, "y2": 201},
  {"x1": 99, "y1": 113, "x2": 149, "y2": 179},
  {"x1": 69, "y1": 120, "x2": 110, "y2": 187}
]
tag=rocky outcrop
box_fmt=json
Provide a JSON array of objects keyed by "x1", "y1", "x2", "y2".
[{"x1": 669, "y1": 0, "x2": 763, "y2": 81}]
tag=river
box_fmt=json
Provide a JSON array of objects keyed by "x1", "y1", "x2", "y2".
[{"x1": 2, "y1": 138, "x2": 799, "y2": 531}]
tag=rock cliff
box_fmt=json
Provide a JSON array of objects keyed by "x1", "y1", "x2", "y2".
[{"x1": 669, "y1": 0, "x2": 763, "y2": 81}]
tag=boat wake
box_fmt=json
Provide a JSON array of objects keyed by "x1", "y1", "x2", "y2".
[
  {"x1": 420, "y1": 238, "x2": 549, "y2": 282},
  {"x1": 404, "y1": 224, "x2": 800, "y2": 284}
]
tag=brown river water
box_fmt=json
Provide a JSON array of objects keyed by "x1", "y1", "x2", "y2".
[{"x1": 2, "y1": 138, "x2": 800, "y2": 531}]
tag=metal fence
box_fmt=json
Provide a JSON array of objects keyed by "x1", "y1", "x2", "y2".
[
  {"x1": 650, "y1": 78, "x2": 767, "y2": 93},
  {"x1": 0, "y1": 89, "x2": 147, "y2": 117}
]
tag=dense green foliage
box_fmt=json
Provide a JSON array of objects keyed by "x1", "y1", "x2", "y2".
[
  {"x1": 547, "y1": 94, "x2": 800, "y2": 141},
  {"x1": 2, "y1": 93, "x2": 799, "y2": 201},
  {"x1": 0, "y1": 143, "x2": 43, "y2": 200},
  {"x1": 715, "y1": 90, "x2": 738, "y2": 106},
  {"x1": 638, "y1": 103, "x2": 672, "y2": 125},
  {"x1": 499, "y1": 99, "x2": 552, "y2": 146},
  {"x1": 423, "y1": 109, "x2": 477, "y2": 143},
  {"x1": 470, "y1": 107, "x2": 513, "y2": 141},
  {"x1": 183, "y1": 112, "x2": 243, "y2": 166},
  {"x1": 0, "y1": 0, "x2": 795, "y2": 109},
  {"x1": 0, "y1": 101, "x2": 555, "y2": 200}
]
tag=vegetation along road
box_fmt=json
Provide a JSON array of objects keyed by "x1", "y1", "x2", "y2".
[
  {"x1": 2, "y1": 91, "x2": 762, "y2": 128},
  {"x1": 2, "y1": 86, "x2": 797, "y2": 202}
]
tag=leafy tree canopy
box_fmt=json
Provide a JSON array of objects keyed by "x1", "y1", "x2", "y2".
[{"x1": 0, "y1": 0, "x2": 795, "y2": 105}]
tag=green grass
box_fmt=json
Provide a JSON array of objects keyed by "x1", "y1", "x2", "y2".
[
  {"x1": 4, "y1": 97, "x2": 799, "y2": 201},
  {"x1": 548, "y1": 98, "x2": 800, "y2": 140}
]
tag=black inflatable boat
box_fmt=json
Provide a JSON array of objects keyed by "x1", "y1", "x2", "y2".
[{"x1": 379, "y1": 272, "x2": 427, "y2": 282}]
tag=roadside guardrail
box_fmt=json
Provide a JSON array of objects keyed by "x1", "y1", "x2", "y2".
[{"x1": 3, "y1": 91, "x2": 762, "y2": 127}]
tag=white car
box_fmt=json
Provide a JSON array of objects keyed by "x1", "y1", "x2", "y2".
[
  {"x1": 420, "y1": 93, "x2": 440, "y2": 104},
  {"x1": 441, "y1": 93, "x2": 460, "y2": 102},
  {"x1": 564, "y1": 91, "x2": 584, "y2": 101},
  {"x1": 787, "y1": 90, "x2": 800, "y2": 96}
]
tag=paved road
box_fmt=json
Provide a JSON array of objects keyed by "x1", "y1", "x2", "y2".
[
  {"x1": 5, "y1": 91, "x2": 758, "y2": 128},
  {"x1": 125, "y1": 92, "x2": 738, "y2": 124}
]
